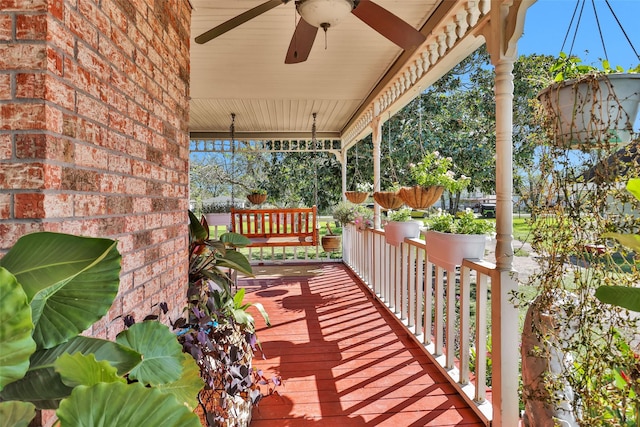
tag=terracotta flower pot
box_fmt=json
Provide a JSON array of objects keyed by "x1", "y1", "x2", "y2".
[
  {"x1": 399, "y1": 185, "x2": 444, "y2": 209},
  {"x1": 345, "y1": 191, "x2": 369, "y2": 204},
  {"x1": 247, "y1": 193, "x2": 267, "y2": 205},
  {"x1": 321, "y1": 235, "x2": 341, "y2": 252},
  {"x1": 373, "y1": 191, "x2": 404, "y2": 210}
]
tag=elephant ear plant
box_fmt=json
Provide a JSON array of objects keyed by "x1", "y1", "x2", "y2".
[
  {"x1": 0, "y1": 232, "x2": 203, "y2": 426},
  {"x1": 174, "y1": 212, "x2": 278, "y2": 426}
]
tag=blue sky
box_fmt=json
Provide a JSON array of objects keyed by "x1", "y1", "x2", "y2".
[{"x1": 518, "y1": 0, "x2": 639, "y2": 69}]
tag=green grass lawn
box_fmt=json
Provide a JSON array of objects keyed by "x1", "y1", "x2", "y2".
[
  {"x1": 474, "y1": 216, "x2": 533, "y2": 244},
  {"x1": 512, "y1": 217, "x2": 533, "y2": 243}
]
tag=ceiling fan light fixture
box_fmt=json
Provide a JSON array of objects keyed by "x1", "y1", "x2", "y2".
[{"x1": 296, "y1": 0, "x2": 355, "y2": 28}]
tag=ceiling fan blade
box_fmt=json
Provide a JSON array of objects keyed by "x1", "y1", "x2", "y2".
[
  {"x1": 285, "y1": 19, "x2": 318, "y2": 64},
  {"x1": 195, "y1": 0, "x2": 285, "y2": 44},
  {"x1": 352, "y1": 0, "x2": 426, "y2": 51}
]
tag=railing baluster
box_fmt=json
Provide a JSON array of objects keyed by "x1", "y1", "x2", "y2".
[
  {"x1": 374, "y1": 232, "x2": 382, "y2": 296},
  {"x1": 416, "y1": 247, "x2": 425, "y2": 341},
  {"x1": 424, "y1": 259, "x2": 433, "y2": 346},
  {"x1": 445, "y1": 266, "x2": 456, "y2": 370},
  {"x1": 408, "y1": 243, "x2": 417, "y2": 329},
  {"x1": 459, "y1": 265, "x2": 472, "y2": 385},
  {"x1": 394, "y1": 245, "x2": 401, "y2": 315},
  {"x1": 400, "y1": 243, "x2": 408, "y2": 321},
  {"x1": 475, "y1": 270, "x2": 488, "y2": 403},
  {"x1": 434, "y1": 264, "x2": 444, "y2": 357}
]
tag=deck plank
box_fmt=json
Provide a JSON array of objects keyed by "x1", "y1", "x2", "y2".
[{"x1": 240, "y1": 263, "x2": 486, "y2": 427}]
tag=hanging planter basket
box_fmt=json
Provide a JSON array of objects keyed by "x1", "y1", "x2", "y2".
[
  {"x1": 373, "y1": 191, "x2": 404, "y2": 210},
  {"x1": 399, "y1": 185, "x2": 444, "y2": 209},
  {"x1": 537, "y1": 73, "x2": 640, "y2": 148},
  {"x1": 345, "y1": 191, "x2": 369, "y2": 204},
  {"x1": 247, "y1": 193, "x2": 267, "y2": 205}
]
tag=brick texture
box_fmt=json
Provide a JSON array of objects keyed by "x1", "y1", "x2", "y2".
[{"x1": 0, "y1": 1, "x2": 193, "y2": 406}]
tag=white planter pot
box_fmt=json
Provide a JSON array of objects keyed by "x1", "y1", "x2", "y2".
[
  {"x1": 425, "y1": 230, "x2": 487, "y2": 270},
  {"x1": 205, "y1": 212, "x2": 231, "y2": 227},
  {"x1": 537, "y1": 73, "x2": 640, "y2": 147},
  {"x1": 384, "y1": 221, "x2": 420, "y2": 247}
]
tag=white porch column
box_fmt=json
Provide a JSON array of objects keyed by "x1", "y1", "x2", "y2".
[
  {"x1": 371, "y1": 116, "x2": 382, "y2": 229},
  {"x1": 491, "y1": 58, "x2": 519, "y2": 427},
  {"x1": 494, "y1": 63, "x2": 515, "y2": 271},
  {"x1": 484, "y1": 1, "x2": 534, "y2": 425}
]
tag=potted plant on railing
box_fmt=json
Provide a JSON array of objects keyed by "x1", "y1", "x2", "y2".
[
  {"x1": 246, "y1": 188, "x2": 267, "y2": 205},
  {"x1": 373, "y1": 182, "x2": 404, "y2": 210},
  {"x1": 537, "y1": 52, "x2": 640, "y2": 148},
  {"x1": 203, "y1": 202, "x2": 233, "y2": 228},
  {"x1": 424, "y1": 208, "x2": 494, "y2": 270},
  {"x1": 345, "y1": 182, "x2": 373, "y2": 204},
  {"x1": 383, "y1": 207, "x2": 420, "y2": 246},
  {"x1": 353, "y1": 209, "x2": 374, "y2": 231},
  {"x1": 401, "y1": 151, "x2": 470, "y2": 209},
  {"x1": 332, "y1": 201, "x2": 373, "y2": 229}
]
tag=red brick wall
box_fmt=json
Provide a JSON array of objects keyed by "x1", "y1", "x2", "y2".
[{"x1": 0, "y1": 0, "x2": 192, "y2": 341}]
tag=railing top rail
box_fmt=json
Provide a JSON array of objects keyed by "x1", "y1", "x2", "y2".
[{"x1": 462, "y1": 259, "x2": 498, "y2": 277}]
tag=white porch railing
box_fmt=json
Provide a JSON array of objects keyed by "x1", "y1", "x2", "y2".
[{"x1": 342, "y1": 223, "x2": 516, "y2": 425}]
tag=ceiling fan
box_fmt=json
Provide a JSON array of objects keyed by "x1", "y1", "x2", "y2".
[{"x1": 195, "y1": 0, "x2": 426, "y2": 64}]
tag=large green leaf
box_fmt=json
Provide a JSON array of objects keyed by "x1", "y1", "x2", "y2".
[
  {"x1": 216, "y1": 249, "x2": 253, "y2": 276},
  {"x1": 156, "y1": 353, "x2": 203, "y2": 411},
  {"x1": 0, "y1": 336, "x2": 141, "y2": 409},
  {"x1": 55, "y1": 353, "x2": 125, "y2": 387},
  {"x1": 115, "y1": 321, "x2": 183, "y2": 386},
  {"x1": 0, "y1": 232, "x2": 121, "y2": 349},
  {"x1": 602, "y1": 232, "x2": 640, "y2": 252},
  {"x1": 626, "y1": 178, "x2": 640, "y2": 202},
  {"x1": 56, "y1": 382, "x2": 201, "y2": 427},
  {"x1": 250, "y1": 301, "x2": 271, "y2": 327},
  {"x1": 0, "y1": 401, "x2": 36, "y2": 427},
  {"x1": 596, "y1": 286, "x2": 640, "y2": 313},
  {"x1": 220, "y1": 232, "x2": 251, "y2": 248},
  {"x1": 0, "y1": 268, "x2": 36, "y2": 391},
  {"x1": 189, "y1": 210, "x2": 208, "y2": 240}
]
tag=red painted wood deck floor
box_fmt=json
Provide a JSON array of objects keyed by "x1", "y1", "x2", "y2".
[{"x1": 241, "y1": 263, "x2": 486, "y2": 427}]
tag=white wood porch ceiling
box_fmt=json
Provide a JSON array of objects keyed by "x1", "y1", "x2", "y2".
[{"x1": 189, "y1": 0, "x2": 444, "y2": 141}]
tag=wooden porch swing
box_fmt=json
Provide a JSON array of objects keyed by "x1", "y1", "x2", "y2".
[{"x1": 230, "y1": 113, "x2": 321, "y2": 252}]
